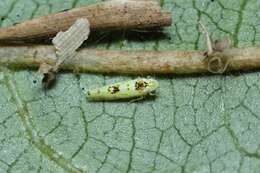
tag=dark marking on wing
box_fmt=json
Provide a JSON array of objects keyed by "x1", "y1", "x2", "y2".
[
  {"x1": 108, "y1": 85, "x2": 120, "y2": 94},
  {"x1": 135, "y1": 80, "x2": 148, "y2": 91}
]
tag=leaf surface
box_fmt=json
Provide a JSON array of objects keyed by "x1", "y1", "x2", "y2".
[{"x1": 0, "y1": 0, "x2": 259, "y2": 173}]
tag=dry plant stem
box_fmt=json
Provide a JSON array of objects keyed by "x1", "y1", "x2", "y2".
[
  {"x1": 0, "y1": 0, "x2": 171, "y2": 42},
  {"x1": 1, "y1": 45, "x2": 260, "y2": 74}
]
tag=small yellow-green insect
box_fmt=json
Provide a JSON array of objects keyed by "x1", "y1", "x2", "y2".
[{"x1": 86, "y1": 78, "x2": 159, "y2": 101}]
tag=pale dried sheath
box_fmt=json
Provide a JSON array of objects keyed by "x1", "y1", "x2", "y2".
[
  {"x1": 52, "y1": 18, "x2": 90, "y2": 70},
  {"x1": 1, "y1": 46, "x2": 260, "y2": 74},
  {"x1": 0, "y1": 0, "x2": 171, "y2": 42}
]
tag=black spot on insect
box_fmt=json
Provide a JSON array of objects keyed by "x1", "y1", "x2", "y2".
[
  {"x1": 108, "y1": 85, "x2": 120, "y2": 94},
  {"x1": 33, "y1": 80, "x2": 37, "y2": 84},
  {"x1": 135, "y1": 80, "x2": 148, "y2": 91},
  {"x1": 87, "y1": 91, "x2": 91, "y2": 96}
]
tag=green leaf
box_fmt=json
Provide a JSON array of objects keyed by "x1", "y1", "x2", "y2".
[{"x1": 0, "y1": 0, "x2": 260, "y2": 173}]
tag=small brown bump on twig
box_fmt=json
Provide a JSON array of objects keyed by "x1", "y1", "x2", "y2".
[
  {"x1": 38, "y1": 63, "x2": 56, "y2": 88},
  {"x1": 42, "y1": 69, "x2": 57, "y2": 89}
]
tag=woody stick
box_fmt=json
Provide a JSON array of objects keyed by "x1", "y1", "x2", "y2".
[
  {"x1": 0, "y1": 0, "x2": 171, "y2": 43},
  {"x1": 0, "y1": 45, "x2": 260, "y2": 75}
]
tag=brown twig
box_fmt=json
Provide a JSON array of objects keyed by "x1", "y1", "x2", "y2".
[
  {"x1": 0, "y1": 0, "x2": 171, "y2": 43},
  {"x1": 1, "y1": 45, "x2": 260, "y2": 75}
]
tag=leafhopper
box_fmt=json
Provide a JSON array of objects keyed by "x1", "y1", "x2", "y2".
[{"x1": 86, "y1": 78, "x2": 159, "y2": 101}]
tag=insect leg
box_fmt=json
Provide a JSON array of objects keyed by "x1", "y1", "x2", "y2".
[{"x1": 128, "y1": 96, "x2": 145, "y2": 104}]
